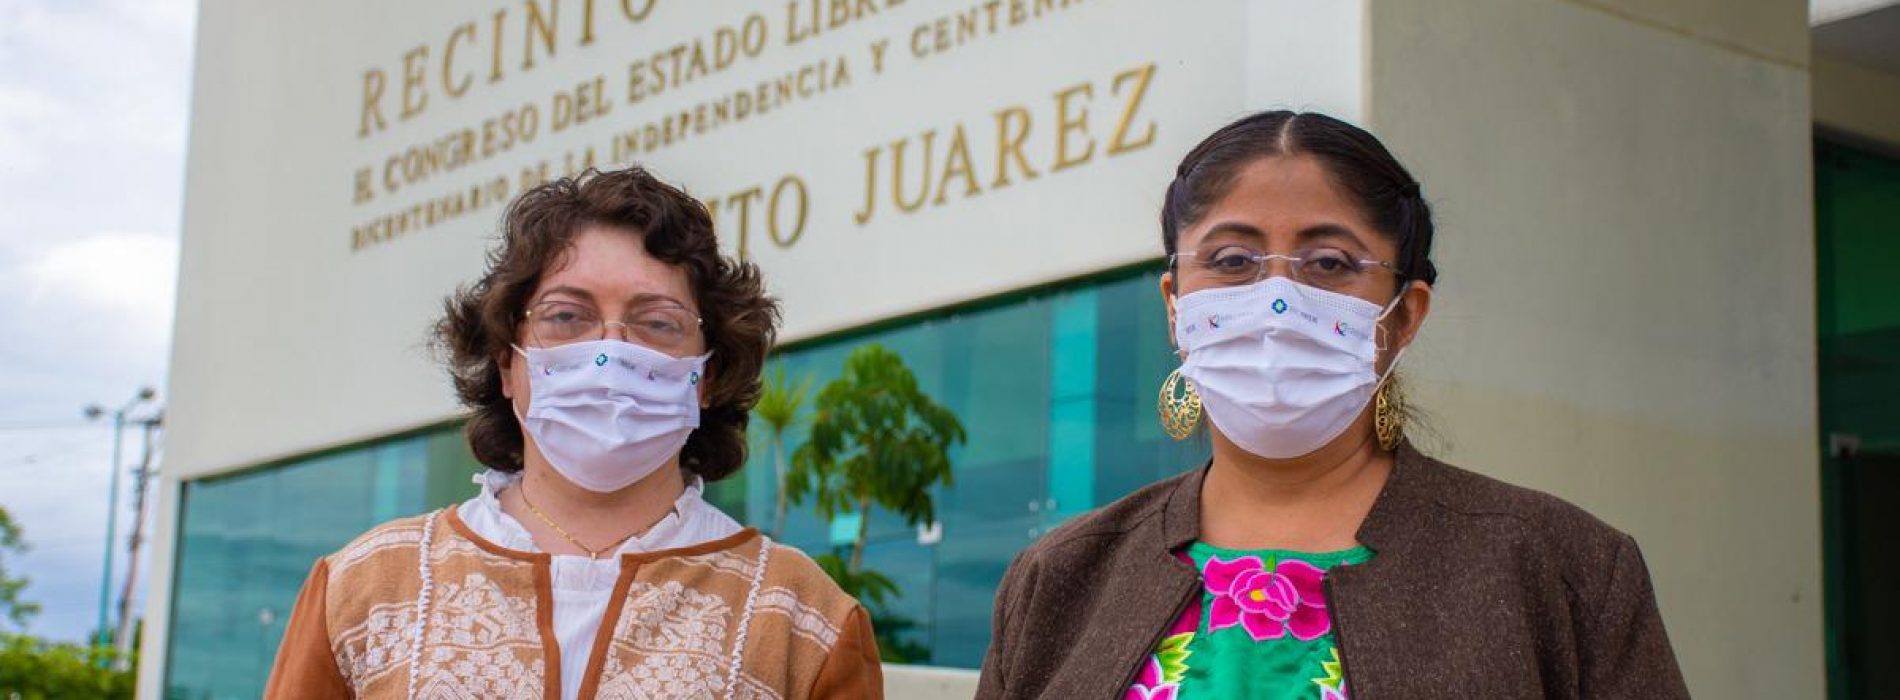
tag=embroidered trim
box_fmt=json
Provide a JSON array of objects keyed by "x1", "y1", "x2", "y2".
[
  {"x1": 754, "y1": 587, "x2": 842, "y2": 648},
  {"x1": 332, "y1": 527, "x2": 425, "y2": 574},
  {"x1": 405, "y1": 509, "x2": 439, "y2": 700},
  {"x1": 689, "y1": 549, "x2": 764, "y2": 579},
  {"x1": 724, "y1": 537, "x2": 771, "y2": 699}
]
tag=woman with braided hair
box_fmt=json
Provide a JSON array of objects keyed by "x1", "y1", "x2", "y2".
[{"x1": 976, "y1": 112, "x2": 1688, "y2": 700}]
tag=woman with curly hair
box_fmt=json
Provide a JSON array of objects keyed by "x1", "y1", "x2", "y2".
[{"x1": 266, "y1": 167, "x2": 882, "y2": 699}]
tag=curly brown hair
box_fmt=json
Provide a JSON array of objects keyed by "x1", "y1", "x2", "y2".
[{"x1": 435, "y1": 167, "x2": 780, "y2": 482}]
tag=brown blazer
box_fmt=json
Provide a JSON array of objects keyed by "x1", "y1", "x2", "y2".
[{"x1": 976, "y1": 444, "x2": 1690, "y2": 699}]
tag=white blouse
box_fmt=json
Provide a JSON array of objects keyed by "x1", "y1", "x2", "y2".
[{"x1": 455, "y1": 469, "x2": 743, "y2": 700}]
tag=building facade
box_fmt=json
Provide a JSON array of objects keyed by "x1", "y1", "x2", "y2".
[{"x1": 139, "y1": 1, "x2": 1900, "y2": 698}]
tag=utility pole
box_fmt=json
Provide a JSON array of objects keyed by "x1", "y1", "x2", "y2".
[
  {"x1": 86, "y1": 386, "x2": 155, "y2": 659},
  {"x1": 114, "y1": 410, "x2": 163, "y2": 661}
]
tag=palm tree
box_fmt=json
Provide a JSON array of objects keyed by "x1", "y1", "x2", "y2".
[
  {"x1": 787, "y1": 344, "x2": 966, "y2": 573},
  {"x1": 754, "y1": 364, "x2": 813, "y2": 539}
]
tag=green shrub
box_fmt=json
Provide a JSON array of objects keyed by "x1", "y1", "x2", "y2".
[{"x1": 0, "y1": 634, "x2": 135, "y2": 700}]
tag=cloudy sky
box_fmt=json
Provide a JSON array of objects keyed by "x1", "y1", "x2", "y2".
[{"x1": 0, "y1": 0, "x2": 194, "y2": 643}]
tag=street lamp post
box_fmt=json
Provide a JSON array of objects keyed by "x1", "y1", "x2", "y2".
[{"x1": 86, "y1": 386, "x2": 155, "y2": 655}]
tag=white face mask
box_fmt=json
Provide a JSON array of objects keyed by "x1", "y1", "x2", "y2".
[
  {"x1": 512, "y1": 339, "x2": 710, "y2": 492},
  {"x1": 1174, "y1": 276, "x2": 1404, "y2": 459}
]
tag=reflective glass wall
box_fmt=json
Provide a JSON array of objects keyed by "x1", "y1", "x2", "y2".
[
  {"x1": 742, "y1": 266, "x2": 1209, "y2": 668},
  {"x1": 163, "y1": 428, "x2": 479, "y2": 699},
  {"x1": 1817, "y1": 138, "x2": 1900, "y2": 700}
]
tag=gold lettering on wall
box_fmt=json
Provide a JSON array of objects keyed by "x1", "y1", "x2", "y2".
[
  {"x1": 401, "y1": 45, "x2": 430, "y2": 120},
  {"x1": 1050, "y1": 81, "x2": 1093, "y2": 172},
  {"x1": 580, "y1": 0, "x2": 599, "y2": 45},
  {"x1": 354, "y1": 0, "x2": 664, "y2": 140},
  {"x1": 767, "y1": 176, "x2": 809, "y2": 248},
  {"x1": 709, "y1": 174, "x2": 811, "y2": 260},
  {"x1": 621, "y1": 0, "x2": 657, "y2": 21},
  {"x1": 523, "y1": 0, "x2": 558, "y2": 71},
  {"x1": 712, "y1": 186, "x2": 762, "y2": 256},
  {"x1": 891, "y1": 129, "x2": 935, "y2": 214},
  {"x1": 1107, "y1": 62, "x2": 1156, "y2": 156},
  {"x1": 352, "y1": 176, "x2": 512, "y2": 250},
  {"x1": 853, "y1": 61, "x2": 1158, "y2": 227},
  {"x1": 786, "y1": 0, "x2": 907, "y2": 47},
  {"x1": 443, "y1": 23, "x2": 477, "y2": 98},
  {"x1": 624, "y1": 14, "x2": 771, "y2": 106},
  {"x1": 935, "y1": 124, "x2": 980, "y2": 205},
  {"x1": 372, "y1": 103, "x2": 542, "y2": 197},
  {"x1": 551, "y1": 75, "x2": 613, "y2": 132},
  {"x1": 342, "y1": 0, "x2": 1161, "y2": 256},
  {"x1": 908, "y1": 0, "x2": 1085, "y2": 61},
  {"x1": 489, "y1": 9, "x2": 508, "y2": 83},
  {"x1": 992, "y1": 105, "x2": 1037, "y2": 189},
  {"x1": 853, "y1": 145, "x2": 880, "y2": 226},
  {"x1": 359, "y1": 69, "x2": 387, "y2": 138}
]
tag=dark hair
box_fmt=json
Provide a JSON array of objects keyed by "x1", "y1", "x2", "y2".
[
  {"x1": 1162, "y1": 111, "x2": 1438, "y2": 287},
  {"x1": 435, "y1": 166, "x2": 781, "y2": 482}
]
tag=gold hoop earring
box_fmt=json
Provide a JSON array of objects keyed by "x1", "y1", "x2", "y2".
[
  {"x1": 1374, "y1": 376, "x2": 1405, "y2": 451},
  {"x1": 1158, "y1": 369, "x2": 1203, "y2": 440}
]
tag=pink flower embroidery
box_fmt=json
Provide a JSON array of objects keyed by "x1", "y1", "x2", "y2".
[
  {"x1": 1124, "y1": 656, "x2": 1179, "y2": 700},
  {"x1": 1202, "y1": 555, "x2": 1332, "y2": 642}
]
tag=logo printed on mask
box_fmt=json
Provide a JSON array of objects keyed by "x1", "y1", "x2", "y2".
[
  {"x1": 1335, "y1": 321, "x2": 1348, "y2": 336},
  {"x1": 1271, "y1": 298, "x2": 1289, "y2": 314},
  {"x1": 594, "y1": 353, "x2": 610, "y2": 367},
  {"x1": 689, "y1": 371, "x2": 701, "y2": 385},
  {"x1": 1208, "y1": 314, "x2": 1222, "y2": 330}
]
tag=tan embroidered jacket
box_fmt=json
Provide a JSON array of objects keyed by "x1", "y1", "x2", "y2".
[{"x1": 265, "y1": 509, "x2": 882, "y2": 699}]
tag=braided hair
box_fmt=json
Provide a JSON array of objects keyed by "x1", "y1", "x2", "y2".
[{"x1": 1161, "y1": 111, "x2": 1438, "y2": 288}]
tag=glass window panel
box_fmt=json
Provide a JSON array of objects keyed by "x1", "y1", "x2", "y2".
[
  {"x1": 165, "y1": 427, "x2": 478, "y2": 699},
  {"x1": 858, "y1": 538, "x2": 936, "y2": 663},
  {"x1": 422, "y1": 428, "x2": 486, "y2": 509},
  {"x1": 743, "y1": 267, "x2": 1201, "y2": 669}
]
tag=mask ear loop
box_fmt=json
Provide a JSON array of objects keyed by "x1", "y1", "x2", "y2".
[
  {"x1": 1372, "y1": 291, "x2": 1408, "y2": 386},
  {"x1": 509, "y1": 344, "x2": 534, "y2": 426},
  {"x1": 1166, "y1": 285, "x2": 1188, "y2": 362}
]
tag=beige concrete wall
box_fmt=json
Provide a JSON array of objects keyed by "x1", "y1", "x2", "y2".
[
  {"x1": 1368, "y1": 0, "x2": 1820, "y2": 698},
  {"x1": 156, "y1": 0, "x2": 1353, "y2": 487},
  {"x1": 1573, "y1": 0, "x2": 1809, "y2": 66},
  {"x1": 1814, "y1": 52, "x2": 1900, "y2": 147},
  {"x1": 885, "y1": 665, "x2": 981, "y2": 699}
]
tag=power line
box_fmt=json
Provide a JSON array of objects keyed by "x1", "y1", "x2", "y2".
[
  {"x1": 0, "y1": 422, "x2": 107, "y2": 432},
  {"x1": 0, "y1": 440, "x2": 115, "y2": 471}
]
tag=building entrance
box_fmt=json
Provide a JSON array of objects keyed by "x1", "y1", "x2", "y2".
[{"x1": 1816, "y1": 137, "x2": 1900, "y2": 700}]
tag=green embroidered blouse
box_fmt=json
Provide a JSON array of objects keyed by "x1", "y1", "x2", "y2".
[{"x1": 1125, "y1": 542, "x2": 1374, "y2": 700}]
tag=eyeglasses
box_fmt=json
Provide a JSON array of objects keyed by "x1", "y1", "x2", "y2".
[
  {"x1": 524, "y1": 299, "x2": 703, "y2": 353},
  {"x1": 1171, "y1": 244, "x2": 1401, "y2": 293}
]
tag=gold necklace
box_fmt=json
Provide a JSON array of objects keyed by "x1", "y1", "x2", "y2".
[{"x1": 518, "y1": 482, "x2": 641, "y2": 559}]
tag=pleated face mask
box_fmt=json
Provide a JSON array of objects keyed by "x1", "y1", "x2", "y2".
[
  {"x1": 1175, "y1": 276, "x2": 1402, "y2": 459},
  {"x1": 512, "y1": 339, "x2": 710, "y2": 492}
]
